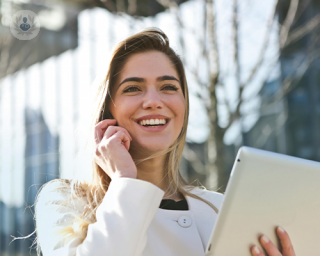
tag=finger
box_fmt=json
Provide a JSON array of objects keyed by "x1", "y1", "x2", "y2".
[
  {"x1": 259, "y1": 235, "x2": 282, "y2": 256},
  {"x1": 111, "y1": 131, "x2": 131, "y2": 151},
  {"x1": 277, "y1": 226, "x2": 296, "y2": 256},
  {"x1": 250, "y1": 245, "x2": 265, "y2": 256},
  {"x1": 104, "y1": 126, "x2": 132, "y2": 141},
  {"x1": 94, "y1": 119, "x2": 117, "y2": 143}
]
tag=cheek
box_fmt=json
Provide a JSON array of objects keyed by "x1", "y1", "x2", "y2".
[
  {"x1": 110, "y1": 97, "x2": 138, "y2": 125},
  {"x1": 169, "y1": 96, "x2": 186, "y2": 128}
]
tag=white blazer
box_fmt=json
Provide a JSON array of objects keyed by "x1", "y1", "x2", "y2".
[{"x1": 36, "y1": 178, "x2": 224, "y2": 256}]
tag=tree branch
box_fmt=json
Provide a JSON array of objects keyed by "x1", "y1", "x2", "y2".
[
  {"x1": 284, "y1": 13, "x2": 320, "y2": 47},
  {"x1": 292, "y1": 0, "x2": 312, "y2": 25},
  {"x1": 182, "y1": 144, "x2": 207, "y2": 175},
  {"x1": 221, "y1": 0, "x2": 241, "y2": 134},
  {"x1": 259, "y1": 48, "x2": 320, "y2": 107},
  {"x1": 281, "y1": 51, "x2": 318, "y2": 95},
  {"x1": 253, "y1": 112, "x2": 288, "y2": 148},
  {"x1": 156, "y1": 0, "x2": 184, "y2": 28},
  {"x1": 190, "y1": 67, "x2": 209, "y2": 89},
  {"x1": 206, "y1": 0, "x2": 219, "y2": 80},
  {"x1": 242, "y1": 0, "x2": 280, "y2": 88},
  {"x1": 279, "y1": 0, "x2": 299, "y2": 48},
  {"x1": 233, "y1": 0, "x2": 240, "y2": 86},
  {"x1": 128, "y1": 0, "x2": 137, "y2": 15}
]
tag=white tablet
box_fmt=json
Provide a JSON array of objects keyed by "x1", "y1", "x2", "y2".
[{"x1": 205, "y1": 146, "x2": 320, "y2": 256}]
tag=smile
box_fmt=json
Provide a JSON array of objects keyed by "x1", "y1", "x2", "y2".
[
  {"x1": 139, "y1": 119, "x2": 167, "y2": 127},
  {"x1": 135, "y1": 118, "x2": 170, "y2": 132}
]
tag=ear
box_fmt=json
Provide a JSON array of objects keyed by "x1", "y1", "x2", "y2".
[{"x1": 104, "y1": 112, "x2": 115, "y2": 120}]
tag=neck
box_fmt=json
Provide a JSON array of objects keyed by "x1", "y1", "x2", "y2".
[
  {"x1": 135, "y1": 154, "x2": 168, "y2": 191},
  {"x1": 129, "y1": 149, "x2": 184, "y2": 201}
]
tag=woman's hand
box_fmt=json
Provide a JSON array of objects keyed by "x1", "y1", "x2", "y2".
[
  {"x1": 251, "y1": 226, "x2": 296, "y2": 256},
  {"x1": 94, "y1": 119, "x2": 137, "y2": 179}
]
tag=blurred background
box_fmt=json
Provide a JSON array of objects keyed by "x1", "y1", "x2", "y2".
[{"x1": 1, "y1": 0, "x2": 320, "y2": 254}]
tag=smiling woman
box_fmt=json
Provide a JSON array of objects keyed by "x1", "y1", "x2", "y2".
[{"x1": 34, "y1": 28, "x2": 224, "y2": 256}]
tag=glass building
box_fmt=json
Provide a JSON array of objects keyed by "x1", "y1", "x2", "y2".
[
  {"x1": 0, "y1": 2, "x2": 197, "y2": 254},
  {"x1": 244, "y1": 0, "x2": 320, "y2": 161}
]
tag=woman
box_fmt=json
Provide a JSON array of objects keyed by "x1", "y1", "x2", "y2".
[{"x1": 35, "y1": 28, "x2": 296, "y2": 256}]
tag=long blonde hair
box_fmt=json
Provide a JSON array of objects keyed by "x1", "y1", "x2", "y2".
[{"x1": 35, "y1": 28, "x2": 219, "y2": 254}]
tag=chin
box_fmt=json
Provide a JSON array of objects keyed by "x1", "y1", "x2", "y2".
[{"x1": 131, "y1": 140, "x2": 172, "y2": 154}]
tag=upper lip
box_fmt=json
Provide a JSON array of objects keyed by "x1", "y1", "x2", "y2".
[{"x1": 135, "y1": 114, "x2": 170, "y2": 123}]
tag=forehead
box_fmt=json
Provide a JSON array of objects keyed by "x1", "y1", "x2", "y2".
[{"x1": 119, "y1": 51, "x2": 178, "y2": 80}]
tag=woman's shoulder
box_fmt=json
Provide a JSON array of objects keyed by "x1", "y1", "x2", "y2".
[
  {"x1": 35, "y1": 179, "x2": 90, "y2": 252},
  {"x1": 39, "y1": 178, "x2": 72, "y2": 193},
  {"x1": 36, "y1": 179, "x2": 88, "y2": 215},
  {"x1": 189, "y1": 186, "x2": 224, "y2": 199},
  {"x1": 37, "y1": 179, "x2": 72, "y2": 203},
  {"x1": 188, "y1": 186, "x2": 224, "y2": 209}
]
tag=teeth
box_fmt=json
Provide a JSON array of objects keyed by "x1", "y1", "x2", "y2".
[{"x1": 139, "y1": 118, "x2": 167, "y2": 126}]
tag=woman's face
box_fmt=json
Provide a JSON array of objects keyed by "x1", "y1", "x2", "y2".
[{"x1": 109, "y1": 51, "x2": 185, "y2": 154}]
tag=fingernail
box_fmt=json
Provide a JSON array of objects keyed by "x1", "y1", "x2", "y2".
[
  {"x1": 262, "y1": 235, "x2": 269, "y2": 243},
  {"x1": 254, "y1": 246, "x2": 260, "y2": 254},
  {"x1": 278, "y1": 226, "x2": 285, "y2": 233}
]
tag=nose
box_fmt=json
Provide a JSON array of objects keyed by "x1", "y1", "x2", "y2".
[{"x1": 142, "y1": 88, "x2": 163, "y2": 110}]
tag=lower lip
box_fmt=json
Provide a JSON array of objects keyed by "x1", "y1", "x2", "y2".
[{"x1": 136, "y1": 120, "x2": 170, "y2": 132}]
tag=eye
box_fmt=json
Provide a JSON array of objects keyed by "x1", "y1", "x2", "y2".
[
  {"x1": 123, "y1": 86, "x2": 140, "y2": 93},
  {"x1": 123, "y1": 85, "x2": 178, "y2": 93},
  {"x1": 162, "y1": 85, "x2": 179, "y2": 91}
]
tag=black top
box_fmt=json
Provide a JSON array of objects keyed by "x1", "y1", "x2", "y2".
[{"x1": 159, "y1": 199, "x2": 189, "y2": 211}]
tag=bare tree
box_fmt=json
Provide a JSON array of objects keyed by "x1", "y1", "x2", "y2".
[
  {"x1": 4, "y1": 0, "x2": 315, "y2": 192},
  {"x1": 159, "y1": 0, "x2": 320, "y2": 191}
]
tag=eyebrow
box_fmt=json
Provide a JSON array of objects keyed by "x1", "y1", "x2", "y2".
[{"x1": 118, "y1": 75, "x2": 180, "y2": 87}]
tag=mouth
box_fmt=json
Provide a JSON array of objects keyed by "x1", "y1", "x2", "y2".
[
  {"x1": 136, "y1": 119, "x2": 170, "y2": 132},
  {"x1": 137, "y1": 118, "x2": 169, "y2": 127}
]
